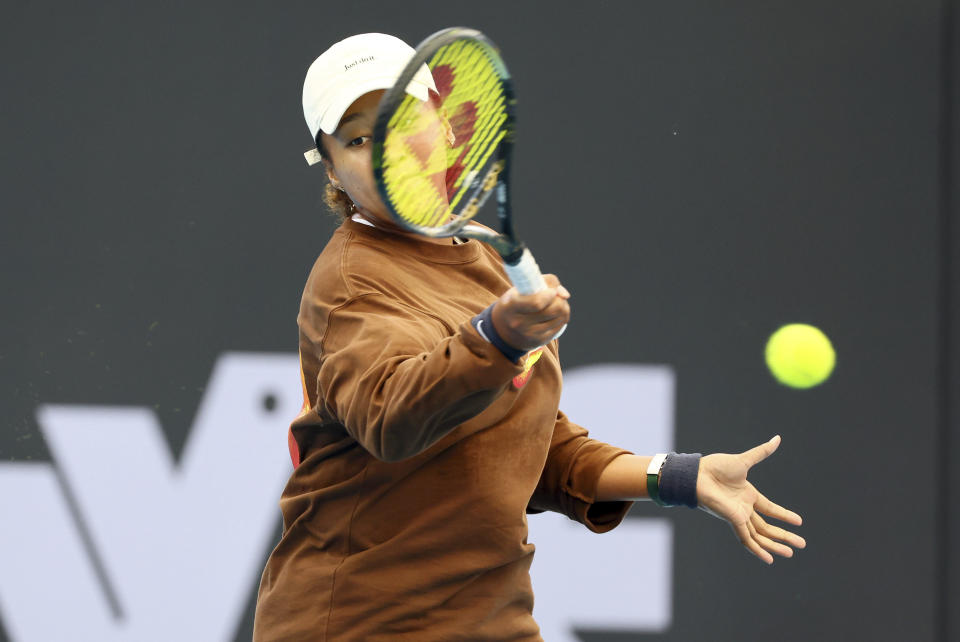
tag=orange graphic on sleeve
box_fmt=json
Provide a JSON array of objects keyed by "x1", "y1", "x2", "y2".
[{"x1": 513, "y1": 348, "x2": 544, "y2": 389}]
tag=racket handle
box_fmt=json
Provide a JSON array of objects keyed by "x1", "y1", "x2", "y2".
[
  {"x1": 504, "y1": 247, "x2": 546, "y2": 295},
  {"x1": 504, "y1": 247, "x2": 567, "y2": 342}
]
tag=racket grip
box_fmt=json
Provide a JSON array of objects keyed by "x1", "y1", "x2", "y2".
[
  {"x1": 504, "y1": 247, "x2": 567, "y2": 343},
  {"x1": 504, "y1": 247, "x2": 547, "y2": 295}
]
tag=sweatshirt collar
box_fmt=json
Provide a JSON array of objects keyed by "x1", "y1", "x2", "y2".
[{"x1": 342, "y1": 215, "x2": 482, "y2": 264}]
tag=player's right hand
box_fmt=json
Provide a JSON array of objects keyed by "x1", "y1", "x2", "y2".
[{"x1": 491, "y1": 274, "x2": 570, "y2": 352}]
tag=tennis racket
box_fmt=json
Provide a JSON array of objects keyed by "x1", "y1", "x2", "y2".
[{"x1": 372, "y1": 27, "x2": 547, "y2": 296}]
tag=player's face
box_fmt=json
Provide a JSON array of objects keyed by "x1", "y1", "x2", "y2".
[
  {"x1": 321, "y1": 90, "x2": 392, "y2": 223},
  {"x1": 322, "y1": 89, "x2": 454, "y2": 227}
]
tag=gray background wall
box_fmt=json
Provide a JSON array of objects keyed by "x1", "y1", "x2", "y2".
[{"x1": 1, "y1": 1, "x2": 956, "y2": 640}]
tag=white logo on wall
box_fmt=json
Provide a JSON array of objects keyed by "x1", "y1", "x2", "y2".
[
  {"x1": 0, "y1": 356, "x2": 674, "y2": 641},
  {"x1": 0, "y1": 353, "x2": 300, "y2": 642}
]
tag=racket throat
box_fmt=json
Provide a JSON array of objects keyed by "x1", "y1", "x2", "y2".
[
  {"x1": 500, "y1": 243, "x2": 526, "y2": 266},
  {"x1": 502, "y1": 246, "x2": 547, "y2": 295}
]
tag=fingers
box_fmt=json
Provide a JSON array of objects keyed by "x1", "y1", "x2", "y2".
[
  {"x1": 732, "y1": 513, "x2": 805, "y2": 565},
  {"x1": 507, "y1": 277, "x2": 570, "y2": 315},
  {"x1": 498, "y1": 290, "x2": 570, "y2": 332},
  {"x1": 752, "y1": 513, "x2": 807, "y2": 551},
  {"x1": 741, "y1": 434, "x2": 781, "y2": 467},
  {"x1": 523, "y1": 305, "x2": 569, "y2": 345},
  {"x1": 750, "y1": 514, "x2": 806, "y2": 560},
  {"x1": 505, "y1": 288, "x2": 555, "y2": 314},
  {"x1": 542, "y1": 274, "x2": 571, "y2": 299},
  {"x1": 731, "y1": 520, "x2": 774, "y2": 565},
  {"x1": 755, "y1": 491, "x2": 803, "y2": 526},
  {"x1": 527, "y1": 317, "x2": 568, "y2": 343},
  {"x1": 730, "y1": 499, "x2": 806, "y2": 565},
  {"x1": 747, "y1": 518, "x2": 790, "y2": 561},
  {"x1": 491, "y1": 275, "x2": 571, "y2": 351}
]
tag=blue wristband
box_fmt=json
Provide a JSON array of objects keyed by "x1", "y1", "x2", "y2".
[
  {"x1": 658, "y1": 453, "x2": 702, "y2": 508},
  {"x1": 471, "y1": 304, "x2": 526, "y2": 363}
]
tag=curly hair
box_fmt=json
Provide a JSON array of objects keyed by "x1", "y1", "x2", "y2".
[{"x1": 315, "y1": 133, "x2": 354, "y2": 222}]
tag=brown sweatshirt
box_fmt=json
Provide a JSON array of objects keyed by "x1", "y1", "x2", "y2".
[{"x1": 253, "y1": 217, "x2": 633, "y2": 641}]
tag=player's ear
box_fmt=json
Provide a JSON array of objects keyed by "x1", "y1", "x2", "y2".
[
  {"x1": 314, "y1": 131, "x2": 340, "y2": 180},
  {"x1": 323, "y1": 160, "x2": 340, "y2": 189},
  {"x1": 434, "y1": 106, "x2": 455, "y2": 147},
  {"x1": 441, "y1": 116, "x2": 455, "y2": 146},
  {"x1": 317, "y1": 133, "x2": 342, "y2": 189}
]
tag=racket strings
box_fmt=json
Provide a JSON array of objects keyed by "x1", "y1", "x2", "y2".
[
  {"x1": 380, "y1": 37, "x2": 511, "y2": 231},
  {"x1": 439, "y1": 45, "x2": 506, "y2": 181}
]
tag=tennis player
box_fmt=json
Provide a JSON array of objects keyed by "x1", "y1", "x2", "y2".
[{"x1": 253, "y1": 33, "x2": 805, "y2": 641}]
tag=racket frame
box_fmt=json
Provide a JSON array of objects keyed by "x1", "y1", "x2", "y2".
[{"x1": 372, "y1": 27, "x2": 526, "y2": 265}]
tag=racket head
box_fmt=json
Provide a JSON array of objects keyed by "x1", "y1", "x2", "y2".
[{"x1": 372, "y1": 27, "x2": 516, "y2": 238}]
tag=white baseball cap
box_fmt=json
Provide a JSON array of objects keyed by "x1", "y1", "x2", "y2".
[{"x1": 301, "y1": 33, "x2": 437, "y2": 164}]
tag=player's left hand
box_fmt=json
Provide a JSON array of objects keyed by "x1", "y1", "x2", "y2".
[{"x1": 695, "y1": 435, "x2": 806, "y2": 564}]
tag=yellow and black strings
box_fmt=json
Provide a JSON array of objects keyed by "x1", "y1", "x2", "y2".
[{"x1": 382, "y1": 39, "x2": 509, "y2": 229}]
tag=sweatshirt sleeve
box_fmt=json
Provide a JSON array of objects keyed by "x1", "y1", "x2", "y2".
[
  {"x1": 315, "y1": 293, "x2": 524, "y2": 462},
  {"x1": 527, "y1": 410, "x2": 634, "y2": 533}
]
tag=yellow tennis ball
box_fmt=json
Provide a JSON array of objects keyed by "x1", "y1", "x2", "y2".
[{"x1": 765, "y1": 323, "x2": 836, "y2": 389}]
